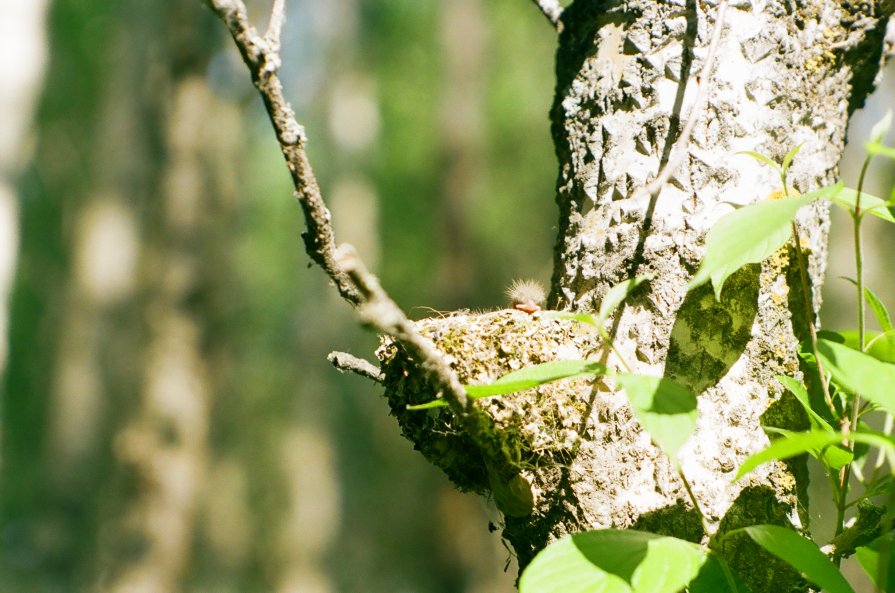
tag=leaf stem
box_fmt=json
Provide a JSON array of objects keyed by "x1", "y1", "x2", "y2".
[
  {"x1": 678, "y1": 469, "x2": 709, "y2": 533},
  {"x1": 854, "y1": 156, "x2": 870, "y2": 356},
  {"x1": 834, "y1": 156, "x2": 872, "y2": 557},
  {"x1": 787, "y1": 187, "x2": 849, "y2": 561},
  {"x1": 789, "y1": 220, "x2": 835, "y2": 417},
  {"x1": 599, "y1": 328, "x2": 633, "y2": 373}
]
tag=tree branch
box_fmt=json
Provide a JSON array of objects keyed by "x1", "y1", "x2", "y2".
[
  {"x1": 334, "y1": 245, "x2": 472, "y2": 409},
  {"x1": 529, "y1": 0, "x2": 562, "y2": 30},
  {"x1": 204, "y1": 0, "x2": 361, "y2": 306},
  {"x1": 202, "y1": 0, "x2": 502, "y2": 453}
]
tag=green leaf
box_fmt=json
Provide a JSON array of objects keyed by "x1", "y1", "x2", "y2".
[
  {"x1": 687, "y1": 553, "x2": 752, "y2": 593},
  {"x1": 764, "y1": 427, "x2": 852, "y2": 471},
  {"x1": 829, "y1": 187, "x2": 895, "y2": 222},
  {"x1": 856, "y1": 533, "x2": 895, "y2": 593},
  {"x1": 544, "y1": 311, "x2": 601, "y2": 328},
  {"x1": 464, "y1": 360, "x2": 606, "y2": 398},
  {"x1": 840, "y1": 329, "x2": 895, "y2": 363},
  {"x1": 598, "y1": 276, "x2": 651, "y2": 323},
  {"x1": 820, "y1": 442, "x2": 855, "y2": 470},
  {"x1": 866, "y1": 286, "x2": 894, "y2": 333},
  {"x1": 741, "y1": 525, "x2": 856, "y2": 593},
  {"x1": 518, "y1": 529, "x2": 706, "y2": 593},
  {"x1": 736, "y1": 429, "x2": 895, "y2": 480},
  {"x1": 866, "y1": 141, "x2": 895, "y2": 161},
  {"x1": 409, "y1": 360, "x2": 608, "y2": 410},
  {"x1": 847, "y1": 281, "x2": 894, "y2": 333},
  {"x1": 406, "y1": 399, "x2": 450, "y2": 410},
  {"x1": 863, "y1": 474, "x2": 895, "y2": 500},
  {"x1": 775, "y1": 375, "x2": 832, "y2": 431},
  {"x1": 544, "y1": 277, "x2": 651, "y2": 329},
  {"x1": 614, "y1": 374, "x2": 697, "y2": 467},
  {"x1": 737, "y1": 150, "x2": 782, "y2": 174},
  {"x1": 840, "y1": 278, "x2": 894, "y2": 333},
  {"x1": 868, "y1": 110, "x2": 893, "y2": 145},
  {"x1": 689, "y1": 185, "x2": 838, "y2": 299},
  {"x1": 816, "y1": 338, "x2": 895, "y2": 414},
  {"x1": 865, "y1": 330, "x2": 895, "y2": 364},
  {"x1": 781, "y1": 143, "x2": 804, "y2": 176}
]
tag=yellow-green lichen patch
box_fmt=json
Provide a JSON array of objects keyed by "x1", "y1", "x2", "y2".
[{"x1": 376, "y1": 309, "x2": 603, "y2": 497}]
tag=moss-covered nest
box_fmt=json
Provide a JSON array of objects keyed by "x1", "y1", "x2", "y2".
[{"x1": 377, "y1": 309, "x2": 604, "y2": 512}]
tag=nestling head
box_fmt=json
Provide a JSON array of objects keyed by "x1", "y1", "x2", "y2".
[{"x1": 506, "y1": 279, "x2": 546, "y2": 314}]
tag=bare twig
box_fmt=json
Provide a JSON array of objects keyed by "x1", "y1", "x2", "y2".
[
  {"x1": 265, "y1": 0, "x2": 286, "y2": 50},
  {"x1": 202, "y1": 0, "x2": 500, "y2": 451},
  {"x1": 634, "y1": 0, "x2": 728, "y2": 202},
  {"x1": 204, "y1": 0, "x2": 361, "y2": 306},
  {"x1": 335, "y1": 245, "x2": 472, "y2": 410},
  {"x1": 328, "y1": 351, "x2": 384, "y2": 383},
  {"x1": 529, "y1": 0, "x2": 562, "y2": 29}
]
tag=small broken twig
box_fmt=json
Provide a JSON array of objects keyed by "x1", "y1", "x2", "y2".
[{"x1": 328, "y1": 351, "x2": 384, "y2": 383}]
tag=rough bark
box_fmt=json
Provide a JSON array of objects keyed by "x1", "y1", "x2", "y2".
[{"x1": 378, "y1": 2, "x2": 895, "y2": 591}]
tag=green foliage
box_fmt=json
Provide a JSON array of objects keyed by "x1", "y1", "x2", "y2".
[
  {"x1": 856, "y1": 533, "x2": 895, "y2": 592},
  {"x1": 841, "y1": 279, "x2": 895, "y2": 332},
  {"x1": 775, "y1": 376, "x2": 831, "y2": 431},
  {"x1": 686, "y1": 554, "x2": 751, "y2": 593},
  {"x1": 613, "y1": 374, "x2": 696, "y2": 468},
  {"x1": 740, "y1": 525, "x2": 856, "y2": 593},
  {"x1": 732, "y1": 430, "x2": 895, "y2": 480},
  {"x1": 815, "y1": 338, "x2": 895, "y2": 415},
  {"x1": 464, "y1": 360, "x2": 607, "y2": 399},
  {"x1": 738, "y1": 143, "x2": 802, "y2": 189},
  {"x1": 829, "y1": 187, "x2": 895, "y2": 222},
  {"x1": 597, "y1": 276, "x2": 652, "y2": 323},
  {"x1": 687, "y1": 184, "x2": 839, "y2": 299},
  {"x1": 868, "y1": 110, "x2": 893, "y2": 146},
  {"x1": 406, "y1": 359, "x2": 607, "y2": 409},
  {"x1": 518, "y1": 530, "x2": 706, "y2": 593},
  {"x1": 866, "y1": 113, "x2": 895, "y2": 162}
]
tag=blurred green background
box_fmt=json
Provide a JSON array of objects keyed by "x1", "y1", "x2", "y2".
[{"x1": 1, "y1": 0, "x2": 893, "y2": 592}]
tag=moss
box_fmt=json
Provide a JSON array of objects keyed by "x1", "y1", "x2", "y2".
[
  {"x1": 377, "y1": 309, "x2": 603, "y2": 514},
  {"x1": 714, "y1": 486, "x2": 808, "y2": 593}
]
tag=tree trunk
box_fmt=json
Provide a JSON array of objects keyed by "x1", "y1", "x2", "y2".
[
  {"x1": 0, "y1": 0, "x2": 50, "y2": 380},
  {"x1": 379, "y1": 3, "x2": 895, "y2": 591}
]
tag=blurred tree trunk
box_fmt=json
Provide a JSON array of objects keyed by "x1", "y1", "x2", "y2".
[
  {"x1": 0, "y1": 0, "x2": 50, "y2": 381},
  {"x1": 1, "y1": 1, "x2": 246, "y2": 591}
]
